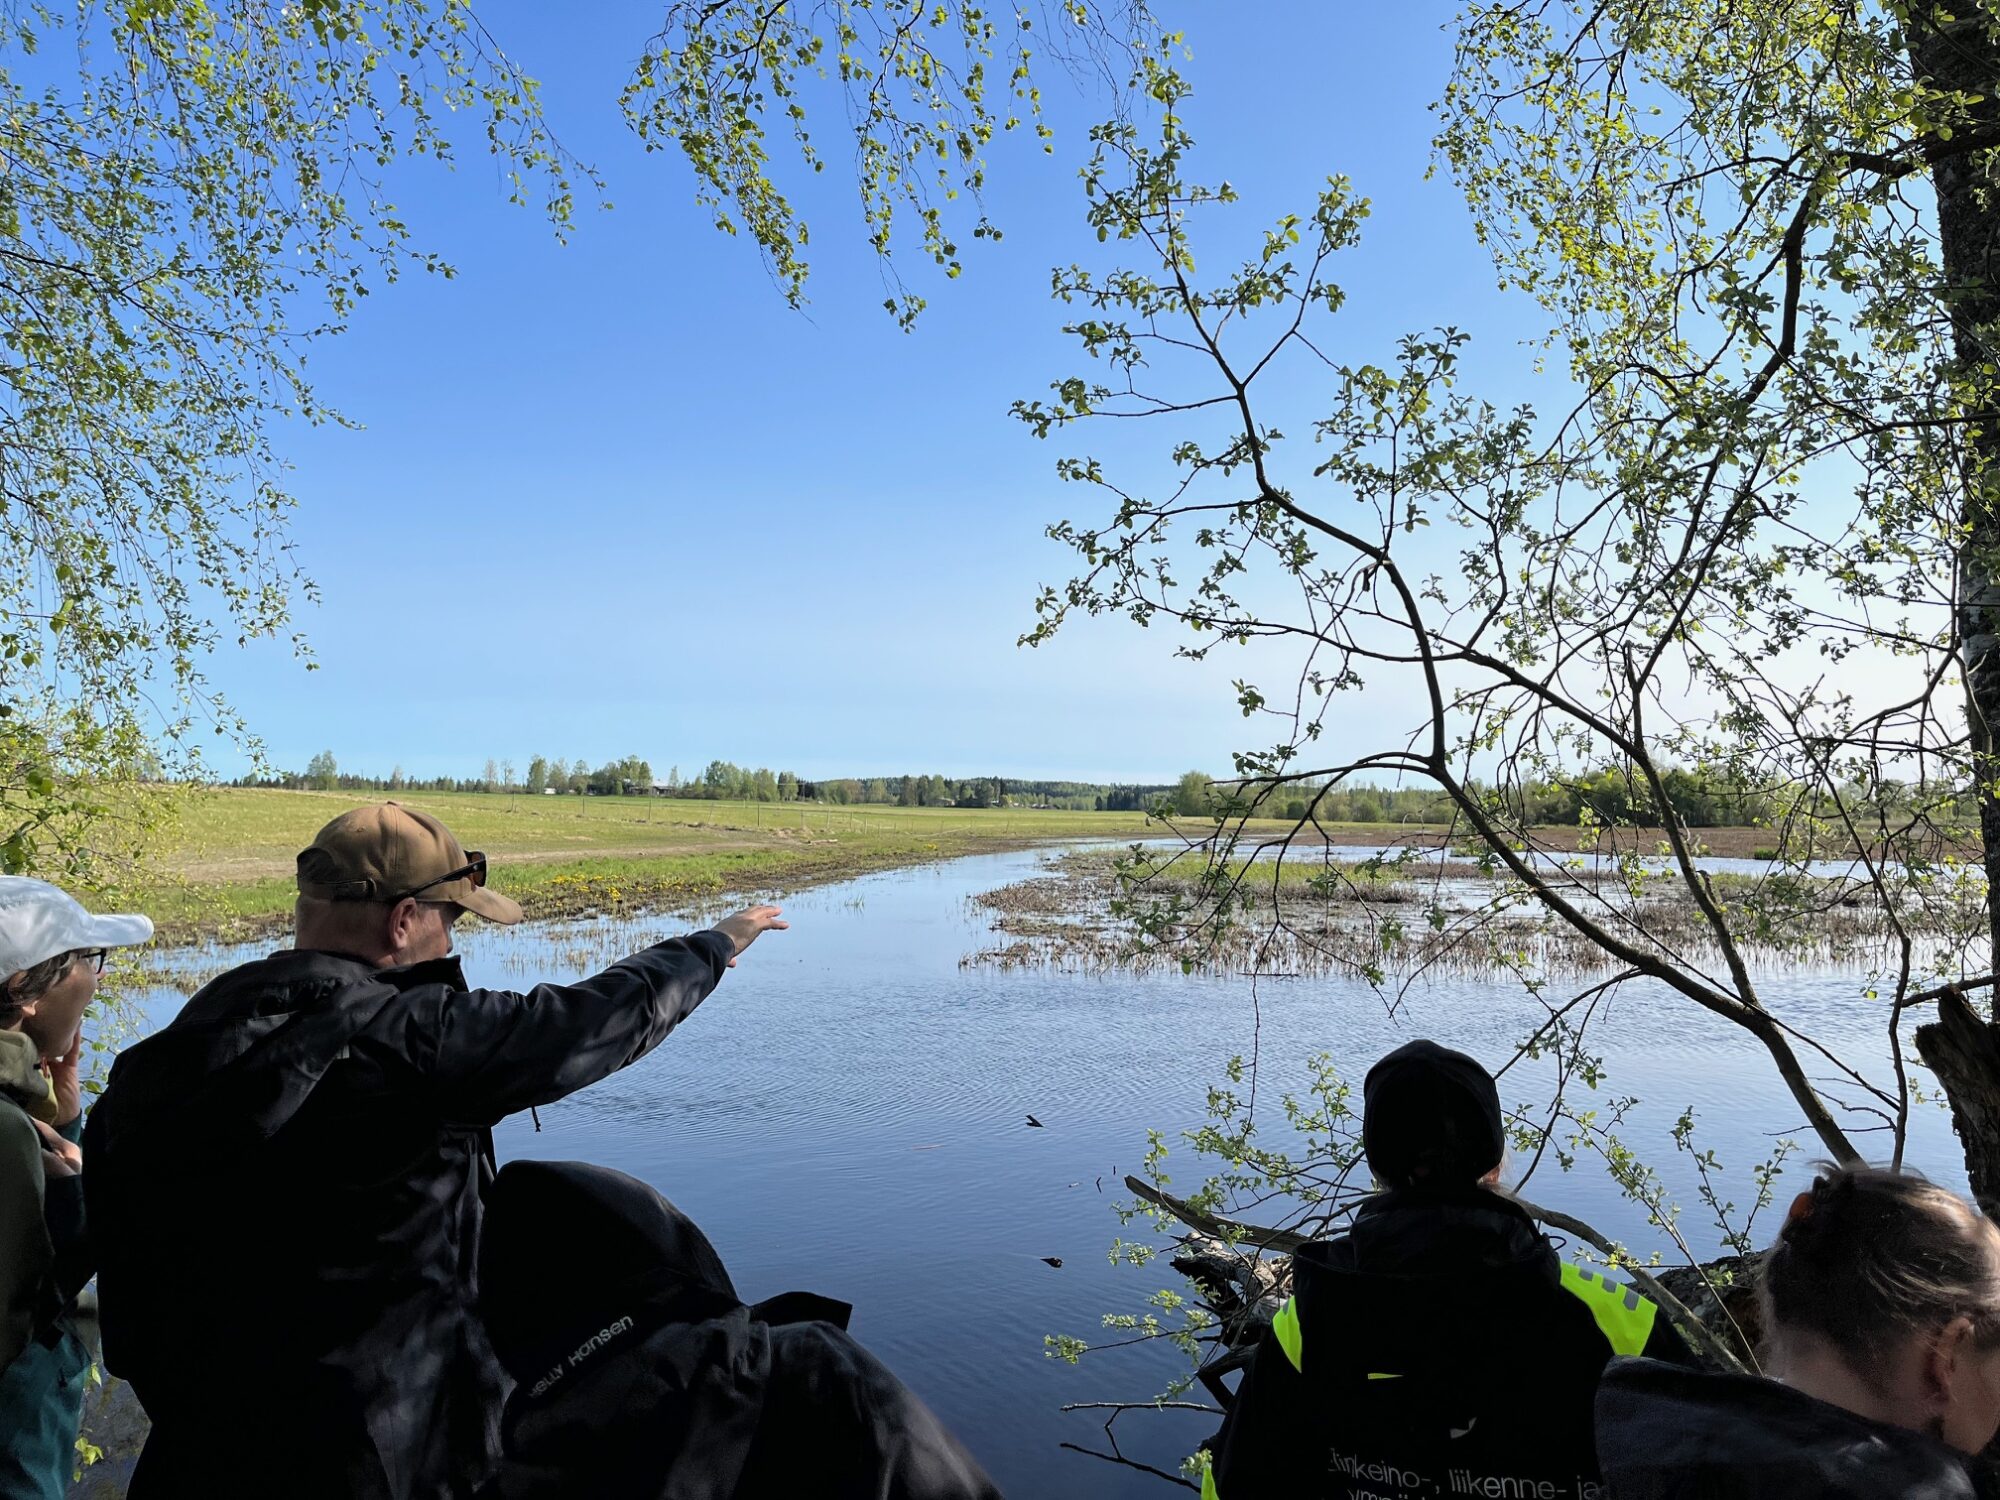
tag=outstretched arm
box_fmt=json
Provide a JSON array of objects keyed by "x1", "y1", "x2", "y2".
[{"x1": 431, "y1": 905, "x2": 787, "y2": 1124}]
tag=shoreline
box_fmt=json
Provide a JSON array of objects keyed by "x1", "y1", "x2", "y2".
[
  {"x1": 140, "y1": 829, "x2": 1089, "y2": 948},
  {"x1": 126, "y1": 787, "x2": 1928, "y2": 948}
]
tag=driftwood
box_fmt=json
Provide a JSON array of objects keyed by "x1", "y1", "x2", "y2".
[
  {"x1": 1129, "y1": 1175, "x2": 1757, "y2": 1376},
  {"x1": 1171, "y1": 1232, "x2": 1292, "y2": 1341}
]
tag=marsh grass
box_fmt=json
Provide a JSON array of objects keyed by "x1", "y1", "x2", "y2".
[{"x1": 964, "y1": 849, "x2": 1980, "y2": 982}]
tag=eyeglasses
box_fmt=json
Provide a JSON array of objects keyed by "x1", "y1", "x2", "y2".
[
  {"x1": 390, "y1": 852, "x2": 487, "y2": 903},
  {"x1": 75, "y1": 949, "x2": 107, "y2": 975}
]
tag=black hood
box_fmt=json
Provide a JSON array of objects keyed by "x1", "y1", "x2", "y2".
[
  {"x1": 1290, "y1": 1187, "x2": 1563, "y2": 1383},
  {"x1": 476, "y1": 1163, "x2": 1012, "y2": 1500},
  {"x1": 480, "y1": 1160, "x2": 755, "y2": 1391},
  {"x1": 89, "y1": 949, "x2": 464, "y2": 1165},
  {"x1": 1333, "y1": 1184, "x2": 1555, "y2": 1277},
  {"x1": 1363, "y1": 1039, "x2": 1505, "y2": 1187},
  {"x1": 1597, "y1": 1358, "x2": 1989, "y2": 1499}
]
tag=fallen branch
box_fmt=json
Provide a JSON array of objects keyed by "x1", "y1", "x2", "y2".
[
  {"x1": 1124, "y1": 1175, "x2": 1312, "y2": 1252},
  {"x1": 1901, "y1": 974, "x2": 1999, "y2": 1010},
  {"x1": 1127, "y1": 1175, "x2": 1751, "y2": 1374},
  {"x1": 1061, "y1": 1401, "x2": 1222, "y2": 1415}
]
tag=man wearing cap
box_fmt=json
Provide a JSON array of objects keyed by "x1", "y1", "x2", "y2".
[
  {"x1": 83, "y1": 803, "x2": 787, "y2": 1500},
  {"x1": 0, "y1": 878, "x2": 152, "y2": 1500},
  {"x1": 1201, "y1": 1039, "x2": 1690, "y2": 1500}
]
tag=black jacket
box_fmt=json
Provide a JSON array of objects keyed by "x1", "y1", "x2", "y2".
[
  {"x1": 1597, "y1": 1357, "x2": 1997, "y2": 1499},
  {"x1": 83, "y1": 933, "x2": 735, "y2": 1500},
  {"x1": 476, "y1": 1159, "x2": 1003, "y2": 1500},
  {"x1": 1205, "y1": 1187, "x2": 1688, "y2": 1500}
]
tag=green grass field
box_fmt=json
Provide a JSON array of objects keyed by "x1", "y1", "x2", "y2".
[
  {"x1": 138, "y1": 788, "x2": 1218, "y2": 942},
  {"x1": 135, "y1": 787, "x2": 1804, "y2": 945}
]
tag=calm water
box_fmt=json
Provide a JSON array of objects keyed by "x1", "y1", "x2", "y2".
[{"x1": 124, "y1": 846, "x2": 1970, "y2": 1497}]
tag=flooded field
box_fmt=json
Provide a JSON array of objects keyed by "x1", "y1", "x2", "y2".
[{"x1": 122, "y1": 845, "x2": 1974, "y2": 1497}]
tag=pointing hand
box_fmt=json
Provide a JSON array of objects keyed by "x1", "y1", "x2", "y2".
[{"x1": 711, "y1": 905, "x2": 789, "y2": 967}]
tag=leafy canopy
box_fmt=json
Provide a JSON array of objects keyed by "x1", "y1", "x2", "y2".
[{"x1": 0, "y1": 0, "x2": 587, "y2": 878}]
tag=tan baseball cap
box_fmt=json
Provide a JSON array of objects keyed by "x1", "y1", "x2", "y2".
[{"x1": 297, "y1": 802, "x2": 524, "y2": 925}]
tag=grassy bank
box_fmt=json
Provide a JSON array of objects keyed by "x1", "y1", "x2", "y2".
[
  {"x1": 137, "y1": 789, "x2": 1192, "y2": 944},
  {"x1": 130, "y1": 787, "x2": 1843, "y2": 946}
]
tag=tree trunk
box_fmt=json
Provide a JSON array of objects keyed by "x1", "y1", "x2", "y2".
[
  {"x1": 1917, "y1": 991, "x2": 2000, "y2": 1205},
  {"x1": 1912, "y1": 4, "x2": 2000, "y2": 1198}
]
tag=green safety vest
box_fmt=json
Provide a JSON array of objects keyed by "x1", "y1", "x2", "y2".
[{"x1": 1201, "y1": 1263, "x2": 1660, "y2": 1500}]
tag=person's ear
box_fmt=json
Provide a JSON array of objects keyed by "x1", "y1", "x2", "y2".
[
  {"x1": 1927, "y1": 1315, "x2": 1978, "y2": 1411},
  {"x1": 386, "y1": 897, "x2": 422, "y2": 955}
]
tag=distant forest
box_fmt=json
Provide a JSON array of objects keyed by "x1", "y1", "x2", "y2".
[
  {"x1": 235, "y1": 754, "x2": 1180, "y2": 812},
  {"x1": 225, "y1": 756, "x2": 1914, "y2": 829}
]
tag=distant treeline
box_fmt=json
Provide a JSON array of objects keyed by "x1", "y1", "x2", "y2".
[
  {"x1": 232, "y1": 756, "x2": 1964, "y2": 828},
  {"x1": 232, "y1": 754, "x2": 1179, "y2": 811},
  {"x1": 1230, "y1": 767, "x2": 1972, "y2": 829}
]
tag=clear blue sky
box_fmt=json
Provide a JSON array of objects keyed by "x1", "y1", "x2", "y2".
[{"x1": 205, "y1": 2, "x2": 1546, "y2": 785}]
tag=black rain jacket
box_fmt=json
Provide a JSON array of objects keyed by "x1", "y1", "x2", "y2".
[
  {"x1": 1596, "y1": 1357, "x2": 2000, "y2": 1500},
  {"x1": 475, "y1": 1158, "x2": 1004, "y2": 1500},
  {"x1": 1205, "y1": 1186, "x2": 1688, "y2": 1500},
  {"x1": 83, "y1": 932, "x2": 735, "y2": 1500}
]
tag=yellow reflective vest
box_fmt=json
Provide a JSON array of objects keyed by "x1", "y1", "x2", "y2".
[{"x1": 1201, "y1": 1262, "x2": 1667, "y2": 1500}]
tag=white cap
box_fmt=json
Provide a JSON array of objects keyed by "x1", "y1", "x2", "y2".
[{"x1": 0, "y1": 878, "x2": 153, "y2": 978}]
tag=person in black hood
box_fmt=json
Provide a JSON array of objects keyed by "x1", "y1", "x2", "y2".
[
  {"x1": 1597, "y1": 1165, "x2": 2000, "y2": 1499},
  {"x1": 476, "y1": 1159, "x2": 1004, "y2": 1500},
  {"x1": 1202, "y1": 1039, "x2": 1688, "y2": 1500},
  {"x1": 84, "y1": 804, "x2": 789, "y2": 1500}
]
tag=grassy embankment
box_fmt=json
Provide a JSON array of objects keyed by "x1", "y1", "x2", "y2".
[
  {"x1": 136, "y1": 788, "x2": 1239, "y2": 943},
  {"x1": 135, "y1": 788, "x2": 1825, "y2": 945}
]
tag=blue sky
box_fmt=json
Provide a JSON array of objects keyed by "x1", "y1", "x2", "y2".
[{"x1": 204, "y1": 2, "x2": 1549, "y2": 784}]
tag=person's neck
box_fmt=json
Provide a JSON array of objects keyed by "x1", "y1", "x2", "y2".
[
  {"x1": 1779, "y1": 1344, "x2": 1912, "y2": 1432},
  {"x1": 299, "y1": 941, "x2": 405, "y2": 968}
]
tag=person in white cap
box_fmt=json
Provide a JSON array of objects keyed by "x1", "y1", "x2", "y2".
[{"x1": 0, "y1": 877, "x2": 151, "y2": 1500}]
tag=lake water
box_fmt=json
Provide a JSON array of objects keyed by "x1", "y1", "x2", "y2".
[{"x1": 123, "y1": 845, "x2": 1973, "y2": 1497}]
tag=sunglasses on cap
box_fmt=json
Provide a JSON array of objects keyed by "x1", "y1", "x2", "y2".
[{"x1": 390, "y1": 852, "x2": 488, "y2": 903}]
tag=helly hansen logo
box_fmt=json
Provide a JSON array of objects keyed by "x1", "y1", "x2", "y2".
[{"x1": 528, "y1": 1315, "x2": 636, "y2": 1399}]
